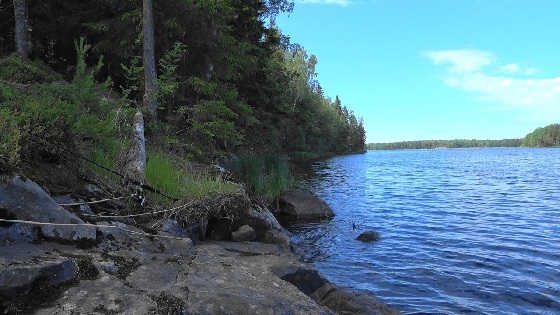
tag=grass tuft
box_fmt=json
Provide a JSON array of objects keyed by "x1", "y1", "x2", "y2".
[{"x1": 146, "y1": 151, "x2": 240, "y2": 202}]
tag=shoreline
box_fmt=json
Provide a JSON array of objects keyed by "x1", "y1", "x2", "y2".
[{"x1": 0, "y1": 175, "x2": 398, "y2": 314}]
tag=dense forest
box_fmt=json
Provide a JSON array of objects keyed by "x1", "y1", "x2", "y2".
[
  {"x1": 0, "y1": 0, "x2": 365, "y2": 163},
  {"x1": 368, "y1": 124, "x2": 560, "y2": 150},
  {"x1": 367, "y1": 139, "x2": 523, "y2": 150},
  {"x1": 523, "y1": 124, "x2": 560, "y2": 147}
]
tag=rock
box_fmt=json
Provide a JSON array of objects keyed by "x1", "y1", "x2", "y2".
[
  {"x1": 0, "y1": 176, "x2": 96, "y2": 242},
  {"x1": 311, "y1": 283, "x2": 400, "y2": 315},
  {"x1": 231, "y1": 225, "x2": 256, "y2": 242},
  {"x1": 53, "y1": 195, "x2": 95, "y2": 215},
  {"x1": 239, "y1": 205, "x2": 285, "y2": 238},
  {"x1": 0, "y1": 223, "x2": 38, "y2": 244},
  {"x1": 278, "y1": 190, "x2": 334, "y2": 223},
  {"x1": 264, "y1": 229, "x2": 292, "y2": 249},
  {"x1": 279, "y1": 267, "x2": 398, "y2": 315},
  {"x1": 356, "y1": 231, "x2": 380, "y2": 242},
  {"x1": 0, "y1": 256, "x2": 77, "y2": 298},
  {"x1": 184, "y1": 242, "x2": 332, "y2": 315},
  {"x1": 160, "y1": 219, "x2": 191, "y2": 238}
]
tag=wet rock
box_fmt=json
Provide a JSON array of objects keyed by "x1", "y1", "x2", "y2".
[
  {"x1": 231, "y1": 225, "x2": 256, "y2": 242},
  {"x1": 279, "y1": 267, "x2": 398, "y2": 315},
  {"x1": 356, "y1": 231, "x2": 380, "y2": 242},
  {"x1": 311, "y1": 283, "x2": 400, "y2": 315},
  {"x1": 263, "y1": 229, "x2": 292, "y2": 249},
  {"x1": 0, "y1": 176, "x2": 96, "y2": 242},
  {"x1": 278, "y1": 190, "x2": 334, "y2": 223}
]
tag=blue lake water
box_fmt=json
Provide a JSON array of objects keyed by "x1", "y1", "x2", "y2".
[{"x1": 290, "y1": 148, "x2": 560, "y2": 315}]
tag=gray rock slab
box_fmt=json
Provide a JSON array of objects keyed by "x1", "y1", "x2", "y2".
[{"x1": 0, "y1": 176, "x2": 96, "y2": 242}]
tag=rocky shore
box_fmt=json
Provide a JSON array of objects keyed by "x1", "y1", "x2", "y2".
[{"x1": 0, "y1": 175, "x2": 398, "y2": 314}]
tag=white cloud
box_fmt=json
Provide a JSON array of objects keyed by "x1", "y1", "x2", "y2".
[
  {"x1": 425, "y1": 49, "x2": 494, "y2": 73},
  {"x1": 500, "y1": 63, "x2": 520, "y2": 73},
  {"x1": 426, "y1": 49, "x2": 560, "y2": 119},
  {"x1": 296, "y1": 0, "x2": 352, "y2": 6}
]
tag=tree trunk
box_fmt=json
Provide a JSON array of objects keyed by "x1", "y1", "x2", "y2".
[
  {"x1": 13, "y1": 0, "x2": 30, "y2": 57},
  {"x1": 125, "y1": 111, "x2": 147, "y2": 184},
  {"x1": 142, "y1": 0, "x2": 157, "y2": 120}
]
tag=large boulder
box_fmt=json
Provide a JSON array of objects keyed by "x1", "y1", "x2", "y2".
[
  {"x1": 278, "y1": 190, "x2": 334, "y2": 223},
  {"x1": 0, "y1": 176, "x2": 96, "y2": 242}
]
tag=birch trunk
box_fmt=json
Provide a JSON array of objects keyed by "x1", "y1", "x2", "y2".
[
  {"x1": 143, "y1": 0, "x2": 157, "y2": 120},
  {"x1": 13, "y1": 0, "x2": 30, "y2": 57}
]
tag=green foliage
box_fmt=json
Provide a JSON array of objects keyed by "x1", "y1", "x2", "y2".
[
  {"x1": 181, "y1": 77, "x2": 255, "y2": 153},
  {"x1": 0, "y1": 0, "x2": 366, "y2": 163},
  {"x1": 72, "y1": 38, "x2": 111, "y2": 107},
  {"x1": 523, "y1": 124, "x2": 560, "y2": 147},
  {"x1": 146, "y1": 151, "x2": 239, "y2": 202},
  {"x1": 0, "y1": 44, "x2": 122, "y2": 176},
  {"x1": 0, "y1": 54, "x2": 63, "y2": 84},
  {"x1": 0, "y1": 108, "x2": 21, "y2": 172},
  {"x1": 226, "y1": 153, "x2": 293, "y2": 204},
  {"x1": 157, "y1": 42, "x2": 186, "y2": 110},
  {"x1": 368, "y1": 139, "x2": 523, "y2": 150}
]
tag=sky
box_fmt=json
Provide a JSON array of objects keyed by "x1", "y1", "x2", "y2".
[{"x1": 276, "y1": 0, "x2": 560, "y2": 143}]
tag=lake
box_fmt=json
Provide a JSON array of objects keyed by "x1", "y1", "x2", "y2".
[{"x1": 290, "y1": 148, "x2": 560, "y2": 314}]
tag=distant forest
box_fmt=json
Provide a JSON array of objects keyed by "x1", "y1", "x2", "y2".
[
  {"x1": 367, "y1": 139, "x2": 522, "y2": 150},
  {"x1": 368, "y1": 124, "x2": 560, "y2": 150},
  {"x1": 522, "y1": 124, "x2": 560, "y2": 147}
]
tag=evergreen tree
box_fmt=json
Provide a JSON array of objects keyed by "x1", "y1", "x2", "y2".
[
  {"x1": 143, "y1": 0, "x2": 157, "y2": 120},
  {"x1": 13, "y1": 0, "x2": 30, "y2": 56}
]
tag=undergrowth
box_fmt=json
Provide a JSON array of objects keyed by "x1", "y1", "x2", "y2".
[
  {"x1": 146, "y1": 151, "x2": 240, "y2": 203},
  {"x1": 226, "y1": 153, "x2": 293, "y2": 205}
]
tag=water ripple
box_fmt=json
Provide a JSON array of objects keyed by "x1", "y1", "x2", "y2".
[{"x1": 290, "y1": 148, "x2": 560, "y2": 315}]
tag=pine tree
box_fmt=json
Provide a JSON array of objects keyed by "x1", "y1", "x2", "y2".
[
  {"x1": 143, "y1": 0, "x2": 157, "y2": 120},
  {"x1": 13, "y1": 0, "x2": 30, "y2": 56}
]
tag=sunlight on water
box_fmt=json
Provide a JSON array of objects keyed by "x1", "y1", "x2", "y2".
[{"x1": 289, "y1": 148, "x2": 560, "y2": 315}]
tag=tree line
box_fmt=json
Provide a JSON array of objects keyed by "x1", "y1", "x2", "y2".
[
  {"x1": 368, "y1": 124, "x2": 560, "y2": 150},
  {"x1": 523, "y1": 124, "x2": 560, "y2": 147},
  {"x1": 0, "y1": 0, "x2": 366, "y2": 165},
  {"x1": 367, "y1": 139, "x2": 522, "y2": 150}
]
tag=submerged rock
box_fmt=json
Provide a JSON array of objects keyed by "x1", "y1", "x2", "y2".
[
  {"x1": 356, "y1": 231, "x2": 380, "y2": 242},
  {"x1": 0, "y1": 176, "x2": 96, "y2": 242},
  {"x1": 278, "y1": 190, "x2": 334, "y2": 223},
  {"x1": 231, "y1": 225, "x2": 256, "y2": 242}
]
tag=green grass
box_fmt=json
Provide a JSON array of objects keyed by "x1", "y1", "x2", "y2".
[
  {"x1": 146, "y1": 151, "x2": 240, "y2": 202},
  {"x1": 226, "y1": 153, "x2": 294, "y2": 204}
]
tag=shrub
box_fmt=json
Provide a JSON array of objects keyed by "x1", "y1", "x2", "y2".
[{"x1": 0, "y1": 54, "x2": 63, "y2": 84}]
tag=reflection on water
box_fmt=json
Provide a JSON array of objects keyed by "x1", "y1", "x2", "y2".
[{"x1": 289, "y1": 148, "x2": 560, "y2": 315}]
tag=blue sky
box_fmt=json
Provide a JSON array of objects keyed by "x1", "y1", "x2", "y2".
[{"x1": 276, "y1": 0, "x2": 560, "y2": 142}]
